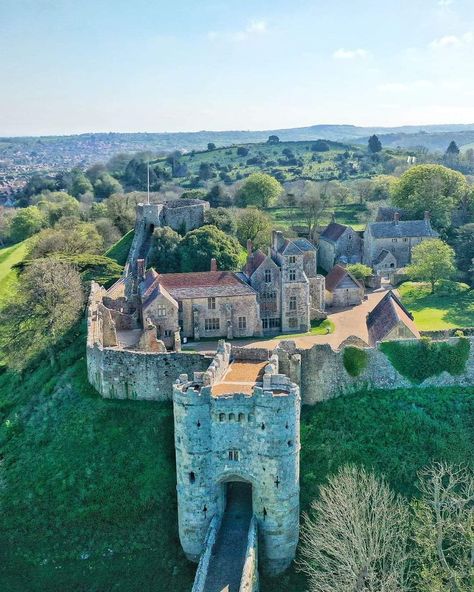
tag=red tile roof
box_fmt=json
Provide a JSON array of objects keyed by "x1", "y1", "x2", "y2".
[
  {"x1": 325, "y1": 264, "x2": 362, "y2": 292},
  {"x1": 157, "y1": 271, "x2": 256, "y2": 299}
]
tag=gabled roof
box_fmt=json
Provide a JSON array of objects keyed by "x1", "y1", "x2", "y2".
[
  {"x1": 366, "y1": 290, "x2": 420, "y2": 345},
  {"x1": 276, "y1": 237, "x2": 317, "y2": 255},
  {"x1": 373, "y1": 249, "x2": 395, "y2": 265},
  {"x1": 325, "y1": 264, "x2": 363, "y2": 292},
  {"x1": 243, "y1": 249, "x2": 266, "y2": 277},
  {"x1": 320, "y1": 222, "x2": 348, "y2": 243},
  {"x1": 367, "y1": 219, "x2": 438, "y2": 239},
  {"x1": 157, "y1": 271, "x2": 256, "y2": 299},
  {"x1": 140, "y1": 269, "x2": 178, "y2": 309}
]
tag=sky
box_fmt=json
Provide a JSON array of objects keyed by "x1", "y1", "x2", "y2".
[{"x1": 0, "y1": 0, "x2": 474, "y2": 136}]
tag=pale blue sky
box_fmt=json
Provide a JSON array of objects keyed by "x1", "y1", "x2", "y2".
[{"x1": 0, "y1": 0, "x2": 473, "y2": 135}]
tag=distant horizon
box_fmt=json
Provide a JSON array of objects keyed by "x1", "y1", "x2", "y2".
[{"x1": 3, "y1": 120, "x2": 474, "y2": 140}]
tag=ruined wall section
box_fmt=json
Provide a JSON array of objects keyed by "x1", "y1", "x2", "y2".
[{"x1": 296, "y1": 337, "x2": 474, "y2": 405}]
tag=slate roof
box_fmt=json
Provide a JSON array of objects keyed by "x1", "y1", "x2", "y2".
[
  {"x1": 375, "y1": 206, "x2": 409, "y2": 222},
  {"x1": 243, "y1": 249, "x2": 266, "y2": 277},
  {"x1": 276, "y1": 237, "x2": 317, "y2": 255},
  {"x1": 367, "y1": 219, "x2": 438, "y2": 239},
  {"x1": 156, "y1": 271, "x2": 256, "y2": 299},
  {"x1": 373, "y1": 249, "x2": 393, "y2": 265},
  {"x1": 320, "y1": 222, "x2": 348, "y2": 243},
  {"x1": 366, "y1": 290, "x2": 420, "y2": 345},
  {"x1": 140, "y1": 269, "x2": 178, "y2": 309},
  {"x1": 325, "y1": 264, "x2": 363, "y2": 292}
]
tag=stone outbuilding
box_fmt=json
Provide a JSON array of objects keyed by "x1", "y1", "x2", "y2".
[
  {"x1": 324, "y1": 264, "x2": 364, "y2": 307},
  {"x1": 372, "y1": 249, "x2": 397, "y2": 274},
  {"x1": 366, "y1": 290, "x2": 420, "y2": 346},
  {"x1": 363, "y1": 211, "x2": 438, "y2": 271},
  {"x1": 318, "y1": 221, "x2": 362, "y2": 272}
]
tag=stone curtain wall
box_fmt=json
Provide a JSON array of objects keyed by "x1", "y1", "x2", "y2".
[
  {"x1": 240, "y1": 516, "x2": 259, "y2": 592},
  {"x1": 190, "y1": 514, "x2": 223, "y2": 592},
  {"x1": 297, "y1": 337, "x2": 474, "y2": 405},
  {"x1": 87, "y1": 344, "x2": 210, "y2": 401}
]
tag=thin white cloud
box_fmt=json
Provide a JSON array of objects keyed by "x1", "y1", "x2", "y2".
[
  {"x1": 207, "y1": 19, "x2": 268, "y2": 43},
  {"x1": 437, "y1": 0, "x2": 454, "y2": 6},
  {"x1": 377, "y1": 80, "x2": 433, "y2": 93},
  {"x1": 430, "y1": 31, "x2": 473, "y2": 49},
  {"x1": 333, "y1": 48, "x2": 369, "y2": 60}
]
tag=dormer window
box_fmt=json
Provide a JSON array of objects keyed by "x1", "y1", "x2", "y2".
[{"x1": 264, "y1": 269, "x2": 271, "y2": 283}]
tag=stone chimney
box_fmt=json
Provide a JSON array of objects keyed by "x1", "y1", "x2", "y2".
[
  {"x1": 137, "y1": 259, "x2": 145, "y2": 281},
  {"x1": 210, "y1": 258, "x2": 218, "y2": 272},
  {"x1": 247, "y1": 239, "x2": 253, "y2": 256},
  {"x1": 424, "y1": 211, "x2": 431, "y2": 221},
  {"x1": 272, "y1": 230, "x2": 285, "y2": 251},
  {"x1": 393, "y1": 212, "x2": 400, "y2": 224}
]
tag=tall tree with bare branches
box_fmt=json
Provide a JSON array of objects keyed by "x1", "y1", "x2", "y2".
[{"x1": 299, "y1": 465, "x2": 410, "y2": 592}]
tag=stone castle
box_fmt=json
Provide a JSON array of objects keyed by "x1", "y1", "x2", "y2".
[{"x1": 86, "y1": 199, "x2": 474, "y2": 591}]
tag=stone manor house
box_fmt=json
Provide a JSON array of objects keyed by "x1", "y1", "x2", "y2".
[{"x1": 119, "y1": 201, "x2": 326, "y2": 350}]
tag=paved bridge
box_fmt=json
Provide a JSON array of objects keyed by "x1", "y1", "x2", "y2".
[{"x1": 192, "y1": 482, "x2": 258, "y2": 592}]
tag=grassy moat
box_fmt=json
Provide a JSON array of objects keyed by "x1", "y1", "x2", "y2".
[{"x1": 0, "y1": 325, "x2": 473, "y2": 592}]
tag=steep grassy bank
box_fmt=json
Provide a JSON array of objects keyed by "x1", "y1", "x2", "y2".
[{"x1": 1, "y1": 323, "x2": 473, "y2": 592}]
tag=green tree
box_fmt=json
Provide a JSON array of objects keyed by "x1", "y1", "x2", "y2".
[
  {"x1": 236, "y1": 208, "x2": 272, "y2": 250},
  {"x1": 34, "y1": 191, "x2": 80, "y2": 226},
  {"x1": 206, "y1": 184, "x2": 232, "y2": 208},
  {"x1": 0, "y1": 259, "x2": 84, "y2": 369},
  {"x1": 267, "y1": 135, "x2": 280, "y2": 144},
  {"x1": 453, "y1": 223, "x2": 474, "y2": 276},
  {"x1": 147, "y1": 226, "x2": 182, "y2": 273},
  {"x1": 446, "y1": 140, "x2": 460, "y2": 157},
  {"x1": 204, "y1": 208, "x2": 237, "y2": 235},
  {"x1": 412, "y1": 462, "x2": 474, "y2": 592},
  {"x1": 392, "y1": 164, "x2": 469, "y2": 229},
  {"x1": 9, "y1": 206, "x2": 47, "y2": 243},
  {"x1": 105, "y1": 193, "x2": 141, "y2": 234},
  {"x1": 180, "y1": 189, "x2": 208, "y2": 201},
  {"x1": 28, "y1": 223, "x2": 104, "y2": 259},
  {"x1": 207, "y1": 142, "x2": 216, "y2": 151},
  {"x1": 406, "y1": 239, "x2": 456, "y2": 293},
  {"x1": 178, "y1": 225, "x2": 241, "y2": 272},
  {"x1": 236, "y1": 172, "x2": 282, "y2": 208},
  {"x1": 70, "y1": 170, "x2": 93, "y2": 197},
  {"x1": 368, "y1": 134, "x2": 382, "y2": 153},
  {"x1": 93, "y1": 173, "x2": 123, "y2": 200},
  {"x1": 347, "y1": 263, "x2": 373, "y2": 281}
]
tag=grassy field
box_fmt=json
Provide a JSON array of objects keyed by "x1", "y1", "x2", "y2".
[
  {"x1": 1, "y1": 327, "x2": 472, "y2": 592},
  {"x1": 0, "y1": 241, "x2": 29, "y2": 305},
  {"x1": 266, "y1": 203, "x2": 368, "y2": 232},
  {"x1": 398, "y1": 281, "x2": 474, "y2": 330}
]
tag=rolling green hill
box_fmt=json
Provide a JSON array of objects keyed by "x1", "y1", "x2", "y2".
[{"x1": 0, "y1": 240, "x2": 29, "y2": 304}]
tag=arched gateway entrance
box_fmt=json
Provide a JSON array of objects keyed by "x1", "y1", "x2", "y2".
[{"x1": 204, "y1": 479, "x2": 253, "y2": 592}]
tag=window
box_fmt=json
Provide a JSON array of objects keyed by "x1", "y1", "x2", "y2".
[
  {"x1": 264, "y1": 269, "x2": 272, "y2": 283},
  {"x1": 219, "y1": 413, "x2": 225, "y2": 422},
  {"x1": 289, "y1": 255, "x2": 296, "y2": 264},
  {"x1": 392, "y1": 238, "x2": 397, "y2": 243},
  {"x1": 348, "y1": 234, "x2": 352, "y2": 240},
  {"x1": 205, "y1": 318, "x2": 220, "y2": 331},
  {"x1": 289, "y1": 296, "x2": 297, "y2": 311},
  {"x1": 403, "y1": 238, "x2": 408, "y2": 242},
  {"x1": 156, "y1": 305, "x2": 166, "y2": 317},
  {"x1": 189, "y1": 472, "x2": 195, "y2": 483},
  {"x1": 289, "y1": 317, "x2": 298, "y2": 328},
  {"x1": 164, "y1": 330, "x2": 172, "y2": 337},
  {"x1": 289, "y1": 269, "x2": 296, "y2": 281},
  {"x1": 207, "y1": 297, "x2": 216, "y2": 310},
  {"x1": 261, "y1": 291, "x2": 276, "y2": 299},
  {"x1": 238, "y1": 316, "x2": 247, "y2": 330},
  {"x1": 262, "y1": 317, "x2": 281, "y2": 329},
  {"x1": 238, "y1": 413, "x2": 245, "y2": 422},
  {"x1": 228, "y1": 449, "x2": 239, "y2": 461},
  {"x1": 229, "y1": 413, "x2": 235, "y2": 422}
]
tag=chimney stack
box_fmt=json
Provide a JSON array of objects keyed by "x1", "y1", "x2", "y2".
[
  {"x1": 210, "y1": 258, "x2": 218, "y2": 272},
  {"x1": 424, "y1": 211, "x2": 431, "y2": 221},
  {"x1": 247, "y1": 239, "x2": 253, "y2": 256},
  {"x1": 137, "y1": 259, "x2": 145, "y2": 281},
  {"x1": 394, "y1": 212, "x2": 400, "y2": 224}
]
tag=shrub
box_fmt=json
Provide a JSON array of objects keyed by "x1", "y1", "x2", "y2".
[
  {"x1": 380, "y1": 337, "x2": 470, "y2": 383},
  {"x1": 343, "y1": 346, "x2": 368, "y2": 377}
]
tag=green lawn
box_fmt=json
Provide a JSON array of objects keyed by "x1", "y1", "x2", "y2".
[
  {"x1": 266, "y1": 203, "x2": 368, "y2": 232},
  {"x1": 398, "y1": 281, "x2": 474, "y2": 330},
  {"x1": 0, "y1": 241, "x2": 29, "y2": 305}
]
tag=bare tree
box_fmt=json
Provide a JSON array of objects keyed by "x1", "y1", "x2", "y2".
[
  {"x1": 296, "y1": 181, "x2": 333, "y2": 241},
  {"x1": 412, "y1": 462, "x2": 474, "y2": 592},
  {"x1": 299, "y1": 465, "x2": 410, "y2": 592},
  {"x1": 0, "y1": 259, "x2": 84, "y2": 369}
]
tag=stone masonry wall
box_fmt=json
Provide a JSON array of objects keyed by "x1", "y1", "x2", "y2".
[{"x1": 296, "y1": 337, "x2": 474, "y2": 405}]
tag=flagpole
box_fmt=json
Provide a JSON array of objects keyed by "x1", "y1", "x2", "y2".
[{"x1": 147, "y1": 160, "x2": 150, "y2": 205}]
